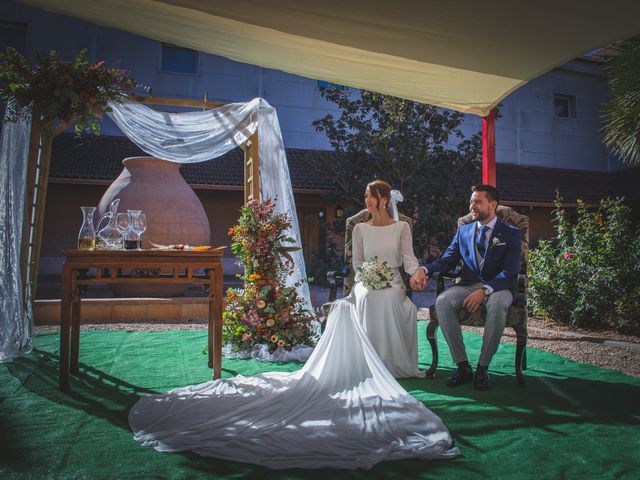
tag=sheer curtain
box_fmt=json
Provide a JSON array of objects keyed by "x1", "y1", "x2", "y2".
[
  {"x1": 107, "y1": 98, "x2": 311, "y2": 310},
  {"x1": 0, "y1": 114, "x2": 33, "y2": 362}
]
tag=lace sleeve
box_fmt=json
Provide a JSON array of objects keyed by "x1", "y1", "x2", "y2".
[
  {"x1": 400, "y1": 222, "x2": 419, "y2": 275},
  {"x1": 352, "y1": 224, "x2": 365, "y2": 272}
]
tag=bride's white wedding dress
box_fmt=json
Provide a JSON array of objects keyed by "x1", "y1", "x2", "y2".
[
  {"x1": 129, "y1": 221, "x2": 460, "y2": 470},
  {"x1": 350, "y1": 222, "x2": 423, "y2": 377}
]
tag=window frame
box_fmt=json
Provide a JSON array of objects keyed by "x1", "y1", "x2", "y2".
[
  {"x1": 553, "y1": 93, "x2": 577, "y2": 119},
  {"x1": 159, "y1": 42, "x2": 200, "y2": 75},
  {"x1": 316, "y1": 80, "x2": 350, "y2": 92}
]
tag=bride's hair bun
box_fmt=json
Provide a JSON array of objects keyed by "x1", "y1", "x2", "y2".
[{"x1": 366, "y1": 180, "x2": 392, "y2": 213}]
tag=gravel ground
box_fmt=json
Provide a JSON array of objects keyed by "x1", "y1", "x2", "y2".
[{"x1": 34, "y1": 312, "x2": 640, "y2": 378}]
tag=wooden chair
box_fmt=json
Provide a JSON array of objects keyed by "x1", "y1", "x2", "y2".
[
  {"x1": 426, "y1": 205, "x2": 529, "y2": 387},
  {"x1": 319, "y1": 209, "x2": 414, "y2": 325}
]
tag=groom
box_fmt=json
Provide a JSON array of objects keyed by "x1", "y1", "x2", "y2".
[{"x1": 411, "y1": 185, "x2": 521, "y2": 391}]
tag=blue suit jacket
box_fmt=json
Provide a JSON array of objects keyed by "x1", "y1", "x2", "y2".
[{"x1": 424, "y1": 218, "x2": 522, "y2": 295}]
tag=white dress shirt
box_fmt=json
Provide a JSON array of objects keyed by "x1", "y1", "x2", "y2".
[{"x1": 476, "y1": 216, "x2": 498, "y2": 294}]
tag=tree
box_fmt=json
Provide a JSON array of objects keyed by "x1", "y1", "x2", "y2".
[
  {"x1": 311, "y1": 88, "x2": 481, "y2": 258},
  {"x1": 602, "y1": 37, "x2": 640, "y2": 165}
]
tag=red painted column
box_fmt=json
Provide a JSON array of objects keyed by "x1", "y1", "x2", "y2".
[{"x1": 482, "y1": 108, "x2": 496, "y2": 186}]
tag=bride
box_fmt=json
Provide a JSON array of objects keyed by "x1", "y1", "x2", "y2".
[
  {"x1": 129, "y1": 181, "x2": 460, "y2": 470},
  {"x1": 350, "y1": 180, "x2": 424, "y2": 377}
]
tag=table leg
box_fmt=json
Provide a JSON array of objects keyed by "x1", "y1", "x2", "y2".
[
  {"x1": 208, "y1": 265, "x2": 223, "y2": 380},
  {"x1": 59, "y1": 263, "x2": 72, "y2": 390},
  {"x1": 208, "y1": 272, "x2": 214, "y2": 370},
  {"x1": 70, "y1": 272, "x2": 81, "y2": 374}
]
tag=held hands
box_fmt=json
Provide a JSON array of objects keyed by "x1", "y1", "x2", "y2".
[
  {"x1": 462, "y1": 289, "x2": 487, "y2": 313},
  {"x1": 410, "y1": 268, "x2": 428, "y2": 291}
]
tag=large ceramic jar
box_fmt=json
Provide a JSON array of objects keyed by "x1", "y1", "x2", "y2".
[{"x1": 97, "y1": 156, "x2": 211, "y2": 297}]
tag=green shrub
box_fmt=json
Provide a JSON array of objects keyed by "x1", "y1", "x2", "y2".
[{"x1": 529, "y1": 197, "x2": 640, "y2": 333}]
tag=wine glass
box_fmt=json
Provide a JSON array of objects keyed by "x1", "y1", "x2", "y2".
[
  {"x1": 131, "y1": 212, "x2": 147, "y2": 250},
  {"x1": 115, "y1": 212, "x2": 132, "y2": 249}
]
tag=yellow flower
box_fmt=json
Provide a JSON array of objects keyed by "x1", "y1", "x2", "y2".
[
  {"x1": 266, "y1": 318, "x2": 275, "y2": 327},
  {"x1": 256, "y1": 300, "x2": 266, "y2": 309},
  {"x1": 248, "y1": 273, "x2": 262, "y2": 282},
  {"x1": 270, "y1": 335, "x2": 278, "y2": 343}
]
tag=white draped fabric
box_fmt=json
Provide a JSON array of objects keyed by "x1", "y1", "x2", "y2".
[
  {"x1": 129, "y1": 298, "x2": 460, "y2": 470},
  {"x1": 107, "y1": 98, "x2": 311, "y2": 310},
  {"x1": 0, "y1": 114, "x2": 33, "y2": 363}
]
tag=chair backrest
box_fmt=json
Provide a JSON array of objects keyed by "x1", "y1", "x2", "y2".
[
  {"x1": 343, "y1": 209, "x2": 414, "y2": 294},
  {"x1": 457, "y1": 205, "x2": 529, "y2": 274}
]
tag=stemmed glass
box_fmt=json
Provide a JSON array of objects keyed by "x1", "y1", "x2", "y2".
[
  {"x1": 131, "y1": 212, "x2": 147, "y2": 250},
  {"x1": 115, "y1": 212, "x2": 131, "y2": 249}
]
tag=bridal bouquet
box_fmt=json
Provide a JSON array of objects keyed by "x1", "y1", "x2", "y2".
[{"x1": 357, "y1": 257, "x2": 394, "y2": 289}]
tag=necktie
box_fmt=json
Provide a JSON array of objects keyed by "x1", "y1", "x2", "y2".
[{"x1": 476, "y1": 225, "x2": 490, "y2": 258}]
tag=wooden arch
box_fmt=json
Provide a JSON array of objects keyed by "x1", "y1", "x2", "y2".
[{"x1": 20, "y1": 95, "x2": 260, "y2": 303}]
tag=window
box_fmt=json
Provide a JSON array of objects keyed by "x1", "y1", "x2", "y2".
[
  {"x1": 0, "y1": 20, "x2": 27, "y2": 54},
  {"x1": 160, "y1": 43, "x2": 198, "y2": 74},
  {"x1": 316, "y1": 80, "x2": 349, "y2": 91},
  {"x1": 553, "y1": 93, "x2": 576, "y2": 118}
]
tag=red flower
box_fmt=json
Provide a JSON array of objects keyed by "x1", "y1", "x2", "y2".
[{"x1": 564, "y1": 252, "x2": 574, "y2": 259}]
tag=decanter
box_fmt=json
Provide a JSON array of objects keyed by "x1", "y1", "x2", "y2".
[
  {"x1": 77, "y1": 206, "x2": 96, "y2": 249},
  {"x1": 97, "y1": 199, "x2": 123, "y2": 249}
]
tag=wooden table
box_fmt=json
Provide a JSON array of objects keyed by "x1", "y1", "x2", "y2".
[{"x1": 59, "y1": 249, "x2": 224, "y2": 390}]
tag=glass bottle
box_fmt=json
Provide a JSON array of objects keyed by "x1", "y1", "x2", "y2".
[{"x1": 77, "y1": 206, "x2": 96, "y2": 249}]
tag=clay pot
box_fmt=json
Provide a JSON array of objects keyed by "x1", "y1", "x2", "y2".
[{"x1": 97, "y1": 156, "x2": 211, "y2": 297}]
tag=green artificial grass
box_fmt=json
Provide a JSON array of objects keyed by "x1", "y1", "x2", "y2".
[{"x1": 1, "y1": 323, "x2": 639, "y2": 479}]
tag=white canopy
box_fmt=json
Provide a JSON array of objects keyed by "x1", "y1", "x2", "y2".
[{"x1": 20, "y1": 0, "x2": 640, "y2": 116}]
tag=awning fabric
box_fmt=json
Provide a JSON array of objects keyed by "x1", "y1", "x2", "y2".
[{"x1": 19, "y1": 0, "x2": 640, "y2": 116}]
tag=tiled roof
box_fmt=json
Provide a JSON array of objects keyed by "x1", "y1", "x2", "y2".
[
  {"x1": 49, "y1": 134, "x2": 334, "y2": 191},
  {"x1": 50, "y1": 134, "x2": 640, "y2": 205},
  {"x1": 498, "y1": 163, "x2": 640, "y2": 205},
  {"x1": 497, "y1": 163, "x2": 627, "y2": 205},
  {"x1": 610, "y1": 168, "x2": 640, "y2": 205}
]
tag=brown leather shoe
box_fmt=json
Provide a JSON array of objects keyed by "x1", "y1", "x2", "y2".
[{"x1": 446, "y1": 364, "x2": 474, "y2": 387}]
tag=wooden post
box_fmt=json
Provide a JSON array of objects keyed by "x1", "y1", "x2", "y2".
[
  {"x1": 243, "y1": 131, "x2": 260, "y2": 204},
  {"x1": 20, "y1": 117, "x2": 55, "y2": 305},
  {"x1": 20, "y1": 118, "x2": 42, "y2": 299},
  {"x1": 28, "y1": 124, "x2": 54, "y2": 302},
  {"x1": 482, "y1": 108, "x2": 497, "y2": 186},
  {"x1": 20, "y1": 117, "x2": 69, "y2": 307}
]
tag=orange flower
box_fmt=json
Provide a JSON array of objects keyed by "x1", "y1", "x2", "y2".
[
  {"x1": 266, "y1": 318, "x2": 275, "y2": 327},
  {"x1": 227, "y1": 227, "x2": 235, "y2": 236},
  {"x1": 248, "y1": 273, "x2": 262, "y2": 282},
  {"x1": 270, "y1": 335, "x2": 278, "y2": 343},
  {"x1": 277, "y1": 340, "x2": 285, "y2": 347}
]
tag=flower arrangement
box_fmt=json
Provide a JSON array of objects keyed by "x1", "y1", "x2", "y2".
[
  {"x1": 357, "y1": 256, "x2": 394, "y2": 290},
  {"x1": 0, "y1": 47, "x2": 140, "y2": 134},
  {"x1": 223, "y1": 199, "x2": 317, "y2": 354}
]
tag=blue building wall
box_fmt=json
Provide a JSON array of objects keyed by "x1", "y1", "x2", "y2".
[{"x1": 0, "y1": 0, "x2": 620, "y2": 171}]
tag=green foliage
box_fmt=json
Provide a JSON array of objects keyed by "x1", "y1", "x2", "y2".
[
  {"x1": 0, "y1": 47, "x2": 141, "y2": 134},
  {"x1": 311, "y1": 88, "x2": 481, "y2": 256},
  {"x1": 529, "y1": 197, "x2": 640, "y2": 333},
  {"x1": 223, "y1": 199, "x2": 317, "y2": 353},
  {"x1": 602, "y1": 37, "x2": 640, "y2": 165}
]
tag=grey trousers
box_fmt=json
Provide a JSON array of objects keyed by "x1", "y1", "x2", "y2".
[{"x1": 434, "y1": 282, "x2": 513, "y2": 367}]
